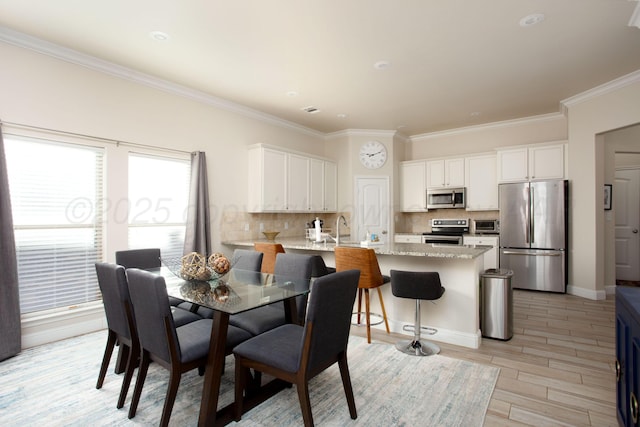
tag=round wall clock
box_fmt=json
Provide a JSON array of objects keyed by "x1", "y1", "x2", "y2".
[{"x1": 359, "y1": 140, "x2": 387, "y2": 169}]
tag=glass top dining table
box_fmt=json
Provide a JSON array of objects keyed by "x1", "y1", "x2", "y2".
[
  {"x1": 150, "y1": 266, "x2": 309, "y2": 316},
  {"x1": 146, "y1": 266, "x2": 311, "y2": 426}
]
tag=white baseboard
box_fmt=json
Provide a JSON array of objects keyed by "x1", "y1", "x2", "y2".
[
  {"x1": 566, "y1": 284, "x2": 607, "y2": 301},
  {"x1": 21, "y1": 302, "x2": 107, "y2": 349},
  {"x1": 367, "y1": 318, "x2": 481, "y2": 349}
]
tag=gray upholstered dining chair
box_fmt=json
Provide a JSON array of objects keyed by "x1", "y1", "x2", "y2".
[
  {"x1": 231, "y1": 248, "x2": 264, "y2": 271},
  {"x1": 94, "y1": 262, "x2": 139, "y2": 409},
  {"x1": 233, "y1": 270, "x2": 360, "y2": 427},
  {"x1": 125, "y1": 268, "x2": 252, "y2": 427},
  {"x1": 115, "y1": 248, "x2": 181, "y2": 306},
  {"x1": 229, "y1": 253, "x2": 313, "y2": 336}
]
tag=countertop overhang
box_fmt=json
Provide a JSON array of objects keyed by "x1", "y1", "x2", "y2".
[{"x1": 222, "y1": 238, "x2": 490, "y2": 260}]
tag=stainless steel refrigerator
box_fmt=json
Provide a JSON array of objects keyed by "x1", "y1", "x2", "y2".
[{"x1": 499, "y1": 180, "x2": 568, "y2": 293}]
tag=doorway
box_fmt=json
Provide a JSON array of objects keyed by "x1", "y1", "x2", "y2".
[
  {"x1": 354, "y1": 176, "x2": 390, "y2": 244},
  {"x1": 615, "y1": 168, "x2": 640, "y2": 282}
]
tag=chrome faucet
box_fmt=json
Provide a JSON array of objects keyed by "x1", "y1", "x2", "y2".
[{"x1": 335, "y1": 215, "x2": 347, "y2": 246}]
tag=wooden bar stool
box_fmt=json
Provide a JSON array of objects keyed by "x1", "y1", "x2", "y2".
[
  {"x1": 334, "y1": 246, "x2": 390, "y2": 343},
  {"x1": 253, "y1": 242, "x2": 285, "y2": 274}
]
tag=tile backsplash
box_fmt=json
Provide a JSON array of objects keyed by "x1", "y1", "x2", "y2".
[{"x1": 220, "y1": 210, "x2": 350, "y2": 242}]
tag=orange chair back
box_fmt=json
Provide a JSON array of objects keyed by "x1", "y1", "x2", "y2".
[
  {"x1": 253, "y1": 242, "x2": 285, "y2": 274},
  {"x1": 334, "y1": 246, "x2": 384, "y2": 289}
]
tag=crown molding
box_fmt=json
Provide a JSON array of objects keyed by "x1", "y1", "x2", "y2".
[
  {"x1": 324, "y1": 128, "x2": 400, "y2": 140},
  {"x1": 560, "y1": 69, "x2": 640, "y2": 112},
  {"x1": 409, "y1": 112, "x2": 566, "y2": 143},
  {"x1": 0, "y1": 26, "x2": 324, "y2": 139}
]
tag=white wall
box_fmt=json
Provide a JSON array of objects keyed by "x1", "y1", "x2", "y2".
[
  {"x1": 567, "y1": 80, "x2": 640, "y2": 298},
  {"x1": 0, "y1": 41, "x2": 327, "y2": 256}
]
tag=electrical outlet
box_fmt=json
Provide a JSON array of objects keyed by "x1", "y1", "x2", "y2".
[
  {"x1": 284, "y1": 222, "x2": 289, "y2": 230},
  {"x1": 259, "y1": 223, "x2": 264, "y2": 232},
  {"x1": 244, "y1": 223, "x2": 249, "y2": 231}
]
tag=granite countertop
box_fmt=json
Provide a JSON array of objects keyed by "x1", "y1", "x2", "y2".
[{"x1": 222, "y1": 237, "x2": 490, "y2": 260}]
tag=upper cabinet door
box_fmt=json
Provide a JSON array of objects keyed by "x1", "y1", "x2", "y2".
[
  {"x1": 260, "y1": 148, "x2": 287, "y2": 211},
  {"x1": 400, "y1": 161, "x2": 427, "y2": 211},
  {"x1": 528, "y1": 145, "x2": 565, "y2": 181},
  {"x1": 287, "y1": 154, "x2": 310, "y2": 211},
  {"x1": 426, "y1": 158, "x2": 464, "y2": 188},
  {"x1": 309, "y1": 158, "x2": 324, "y2": 212},
  {"x1": 497, "y1": 148, "x2": 529, "y2": 182},
  {"x1": 498, "y1": 144, "x2": 566, "y2": 183},
  {"x1": 465, "y1": 154, "x2": 498, "y2": 211},
  {"x1": 323, "y1": 161, "x2": 337, "y2": 212},
  {"x1": 445, "y1": 158, "x2": 465, "y2": 187}
]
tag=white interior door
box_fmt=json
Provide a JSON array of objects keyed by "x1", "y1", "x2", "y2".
[
  {"x1": 615, "y1": 168, "x2": 640, "y2": 281},
  {"x1": 354, "y1": 177, "x2": 389, "y2": 243}
]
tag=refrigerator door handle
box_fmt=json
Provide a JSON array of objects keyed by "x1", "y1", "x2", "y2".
[
  {"x1": 530, "y1": 187, "x2": 535, "y2": 244},
  {"x1": 502, "y1": 250, "x2": 563, "y2": 256}
]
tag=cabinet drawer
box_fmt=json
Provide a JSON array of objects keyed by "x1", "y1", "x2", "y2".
[{"x1": 394, "y1": 234, "x2": 422, "y2": 244}]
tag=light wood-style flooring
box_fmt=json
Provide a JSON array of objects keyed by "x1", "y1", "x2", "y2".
[{"x1": 349, "y1": 289, "x2": 617, "y2": 426}]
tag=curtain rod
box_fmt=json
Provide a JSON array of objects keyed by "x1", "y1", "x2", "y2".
[{"x1": 0, "y1": 120, "x2": 192, "y2": 155}]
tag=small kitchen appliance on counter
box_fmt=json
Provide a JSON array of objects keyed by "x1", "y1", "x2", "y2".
[{"x1": 422, "y1": 218, "x2": 469, "y2": 245}]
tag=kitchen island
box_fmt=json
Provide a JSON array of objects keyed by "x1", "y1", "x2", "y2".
[{"x1": 222, "y1": 238, "x2": 491, "y2": 349}]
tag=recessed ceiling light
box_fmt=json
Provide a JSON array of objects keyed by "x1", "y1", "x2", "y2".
[
  {"x1": 337, "y1": 113, "x2": 347, "y2": 119},
  {"x1": 374, "y1": 60, "x2": 391, "y2": 70},
  {"x1": 149, "y1": 31, "x2": 170, "y2": 41},
  {"x1": 519, "y1": 13, "x2": 545, "y2": 27},
  {"x1": 470, "y1": 111, "x2": 481, "y2": 117},
  {"x1": 286, "y1": 91, "x2": 298, "y2": 97}
]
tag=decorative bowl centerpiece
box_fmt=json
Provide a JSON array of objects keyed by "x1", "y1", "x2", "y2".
[
  {"x1": 262, "y1": 231, "x2": 280, "y2": 241},
  {"x1": 163, "y1": 251, "x2": 231, "y2": 281}
]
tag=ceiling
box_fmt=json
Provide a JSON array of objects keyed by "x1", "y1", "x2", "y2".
[{"x1": 1, "y1": 0, "x2": 639, "y2": 137}]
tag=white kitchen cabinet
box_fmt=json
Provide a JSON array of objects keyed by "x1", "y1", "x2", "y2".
[
  {"x1": 465, "y1": 154, "x2": 498, "y2": 211},
  {"x1": 497, "y1": 143, "x2": 566, "y2": 183},
  {"x1": 463, "y1": 235, "x2": 499, "y2": 270},
  {"x1": 287, "y1": 153, "x2": 310, "y2": 211},
  {"x1": 323, "y1": 161, "x2": 337, "y2": 212},
  {"x1": 400, "y1": 160, "x2": 427, "y2": 211},
  {"x1": 248, "y1": 144, "x2": 337, "y2": 212},
  {"x1": 248, "y1": 146, "x2": 287, "y2": 212},
  {"x1": 427, "y1": 158, "x2": 465, "y2": 188},
  {"x1": 394, "y1": 233, "x2": 423, "y2": 243},
  {"x1": 309, "y1": 159, "x2": 337, "y2": 212}
]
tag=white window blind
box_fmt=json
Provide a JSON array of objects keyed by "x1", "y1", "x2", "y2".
[
  {"x1": 128, "y1": 153, "x2": 190, "y2": 260},
  {"x1": 5, "y1": 136, "x2": 104, "y2": 314}
]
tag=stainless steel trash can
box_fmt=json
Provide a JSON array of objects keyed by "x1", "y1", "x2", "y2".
[{"x1": 480, "y1": 268, "x2": 514, "y2": 340}]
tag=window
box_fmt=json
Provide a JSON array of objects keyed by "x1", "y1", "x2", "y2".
[
  {"x1": 5, "y1": 136, "x2": 104, "y2": 314},
  {"x1": 127, "y1": 153, "x2": 190, "y2": 260}
]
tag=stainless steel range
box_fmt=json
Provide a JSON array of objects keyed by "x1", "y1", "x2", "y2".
[{"x1": 422, "y1": 218, "x2": 470, "y2": 245}]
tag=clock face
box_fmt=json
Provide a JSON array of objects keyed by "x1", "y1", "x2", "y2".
[{"x1": 359, "y1": 141, "x2": 387, "y2": 169}]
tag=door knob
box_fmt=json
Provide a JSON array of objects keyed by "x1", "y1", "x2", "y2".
[{"x1": 633, "y1": 229, "x2": 639, "y2": 234}]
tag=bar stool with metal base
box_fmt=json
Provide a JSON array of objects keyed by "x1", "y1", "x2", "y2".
[{"x1": 390, "y1": 270, "x2": 445, "y2": 356}]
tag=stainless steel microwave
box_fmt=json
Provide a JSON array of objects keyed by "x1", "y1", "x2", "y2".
[{"x1": 426, "y1": 187, "x2": 466, "y2": 209}]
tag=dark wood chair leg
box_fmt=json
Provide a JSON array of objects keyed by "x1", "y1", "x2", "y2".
[
  {"x1": 96, "y1": 330, "x2": 117, "y2": 389},
  {"x1": 159, "y1": 370, "x2": 181, "y2": 427},
  {"x1": 117, "y1": 343, "x2": 139, "y2": 409},
  {"x1": 114, "y1": 340, "x2": 129, "y2": 374},
  {"x1": 128, "y1": 352, "x2": 150, "y2": 419},
  {"x1": 296, "y1": 380, "x2": 314, "y2": 427},
  {"x1": 338, "y1": 354, "x2": 357, "y2": 419}
]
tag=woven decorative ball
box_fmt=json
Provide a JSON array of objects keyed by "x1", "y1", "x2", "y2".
[
  {"x1": 180, "y1": 252, "x2": 207, "y2": 280},
  {"x1": 210, "y1": 254, "x2": 231, "y2": 275},
  {"x1": 208, "y1": 252, "x2": 224, "y2": 264}
]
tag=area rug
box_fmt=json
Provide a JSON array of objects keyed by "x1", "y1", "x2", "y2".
[{"x1": 0, "y1": 331, "x2": 499, "y2": 426}]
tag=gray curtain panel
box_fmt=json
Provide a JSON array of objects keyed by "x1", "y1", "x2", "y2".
[
  {"x1": 183, "y1": 151, "x2": 211, "y2": 256},
  {"x1": 0, "y1": 124, "x2": 22, "y2": 360}
]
